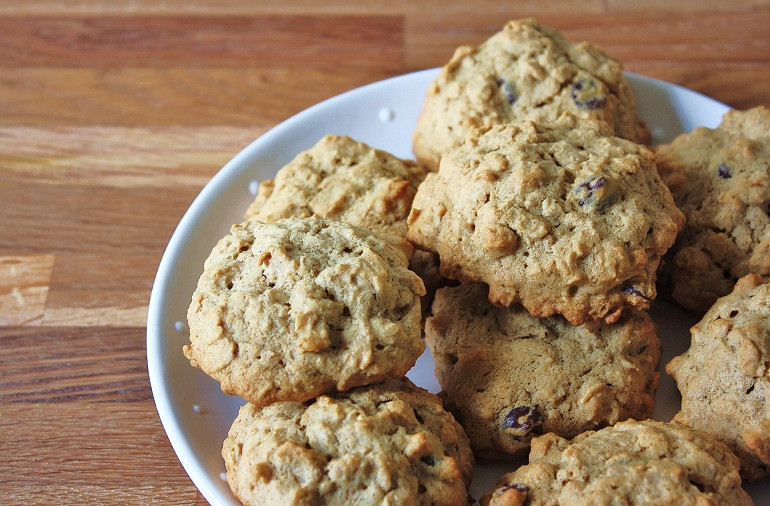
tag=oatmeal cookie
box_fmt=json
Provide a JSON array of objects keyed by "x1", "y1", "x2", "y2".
[
  {"x1": 184, "y1": 217, "x2": 425, "y2": 406},
  {"x1": 244, "y1": 134, "x2": 446, "y2": 318},
  {"x1": 426, "y1": 283, "x2": 660, "y2": 462},
  {"x1": 412, "y1": 18, "x2": 650, "y2": 171},
  {"x1": 406, "y1": 116, "x2": 683, "y2": 325},
  {"x1": 481, "y1": 420, "x2": 752, "y2": 506},
  {"x1": 666, "y1": 273, "x2": 770, "y2": 481},
  {"x1": 656, "y1": 106, "x2": 770, "y2": 314},
  {"x1": 222, "y1": 378, "x2": 474, "y2": 506}
]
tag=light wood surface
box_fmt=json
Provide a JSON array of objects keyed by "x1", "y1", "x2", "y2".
[{"x1": 1, "y1": 1, "x2": 768, "y2": 503}]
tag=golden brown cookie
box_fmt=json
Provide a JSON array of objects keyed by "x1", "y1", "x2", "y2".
[
  {"x1": 222, "y1": 378, "x2": 474, "y2": 505},
  {"x1": 666, "y1": 273, "x2": 770, "y2": 481},
  {"x1": 245, "y1": 134, "x2": 428, "y2": 238},
  {"x1": 184, "y1": 217, "x2": 425, "y2": 406},
  {"x1": 406, "y1": 116, "x2": 683, "y2": 325},
  {"x1": 413, "y1": 18, "x2": 650, "y2": 171},
  {"x1": 244, "y1": 134, "x2": 447, "y2": 319},
  {"x1": 656, "y1": 106, "x2": 770, "y2": 314},
  {"x1": 481, "y1": 420, "x2": 752, "y2": 506},
  {"x1": 426, "y1": 283, "x2": 660, "y2": 462}
]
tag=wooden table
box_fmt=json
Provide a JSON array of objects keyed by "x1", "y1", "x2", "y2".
[{"x1": 1, "y1": 1, "x2": 768, "y2": 503}]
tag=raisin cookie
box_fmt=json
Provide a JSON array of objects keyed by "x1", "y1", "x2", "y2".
[
  {"x1": 666, "y1": 273, "x2": 770, "y2": 481},
  {"x1": 184, "y1": 217, "x2": 426, "y2": 406},
  {"x1": 481, "y1": 420, "x2": 752, "y2": 506},
  {"x1": 656, "y1": 106, "x2": 770, "y2": 314},
  {"x1": 244, "y1": 134, "x2": 445, "y2": 318},
  {"x1": 425, "y1": 283, "x2": 660, "y2": 462},
  {"x1": 245, "y1": 134, "x2": 428, "y2": 237},
  {"x1": 222, "y1": 378, "x2": 474, "y2": 506},
  {"x1": 406, "y1": 116, "x2": 684, "y2": 325},
  {"x1": 412, "y1": 18, "x2": 650, "y2": 171}
]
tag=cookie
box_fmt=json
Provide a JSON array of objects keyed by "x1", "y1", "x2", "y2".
[
  {"x1": 184, "y1": 217, "x2": 426, "y2": 406},
  {"x1": 666, "y1": 273, "x2": 770, "y2": 481},
  {"x1": 406, "y1": 116, "x2": 684, "y2": 325},
  {"x1": 425, "y1": 283, "x2": 660, "y2": 462},
  {"x1": 656, "y1": 106, "x2": 770, "y2": 314},
  {"x1": 244, "y1": 134, "x2": 446, "y2": 318},
  {"x1": 245, "y1": 134, "x2": 429, "y2": 238},
  {"x1": 412, "y1": 18, "x2": 650, "y2": 171},
  {"x1": 222, "y1": 378, "x2": 474, "y2": 506},
  {"x1": 481, "y1": 420, "x2": 752, "y2": 506}
]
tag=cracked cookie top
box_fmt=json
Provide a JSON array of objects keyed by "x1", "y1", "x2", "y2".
[
  {"x1": 666, "y1": 273, "x2": 770, "y2": 481},
  {"x1": 481, "y1": 420, "x2": 752, "y2": 506},
  {"x1": 426, "y1": 283, "x2": 660, "y2": 463},
  {"x1": 412, "y1": 18, "x2": 650, "y2": 171},
  {"x1": 244, "y1": 134, "x2": 428, "y2": 238},
  {"x1": 184, "y1": 217, "x2": 426, "y2": 406},
  {"x1": 222, "y1": 378, "x2": 474, "y2": 506},
  {"x1": 656, "y1": 106, "x2": 770, "y2": 314},
  {"x1": 406, "y1": 116, "x2": 683, "y2": 325}
]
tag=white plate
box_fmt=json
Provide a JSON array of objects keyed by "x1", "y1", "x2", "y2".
[{"x1": 147, "y1": 69, "x2": 768, "y2": 504}]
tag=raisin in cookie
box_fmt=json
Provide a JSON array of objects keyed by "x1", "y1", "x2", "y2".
[
  {"x1": 656, "y1": 106, "x2": 770, "y2": 314},
  {"x1": 426, "y1": 283, "x2": 660, "y2": 462},
  {"x1": 222, "y1": 378, "x2": 474, "y2": 506},
  {"x1": 666, "y1": 273, "x2": 770, "y2": 481},
  {"x1": 244, "y1": 134, "x2": 445, "y2": 318},
  {"x1": 412, "y1": 18, "x2": 650, "y2": 171},
  {"x1": 406, "y1": 116, "x2": 684, "y2": 325},
  {"x1": 481, "y1": 420, "x2": 752, "y2": 506},
  {"x1": 184, "y1": 217, "x2": 426, "y2": 406}
]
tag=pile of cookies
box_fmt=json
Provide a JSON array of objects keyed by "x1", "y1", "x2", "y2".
[{"x1": 182, "y1": 18, "x2": 768, "y2": 505}]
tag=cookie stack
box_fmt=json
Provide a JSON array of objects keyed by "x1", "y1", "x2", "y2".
[
  {"x1": 184, "y1": 136, "x2": 475, "y2": 505},
  {"x1": 406, "y1": 17, "x2": 762, "y2": 505},
  {"x1": 182, "y1": 17, "x2": 768, "y2": 506}
]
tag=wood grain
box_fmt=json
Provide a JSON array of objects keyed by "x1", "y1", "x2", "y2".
[
  {"x1": 0, "y1": 1, "x2": 768, "y2": 503},
  {"x1": 0, "y1": 16, "x2": 403, "y2": 69}
]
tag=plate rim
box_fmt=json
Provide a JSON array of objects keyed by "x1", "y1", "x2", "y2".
[{"x1": 146, "y1": 68, "x2": 735, "y2": 505}]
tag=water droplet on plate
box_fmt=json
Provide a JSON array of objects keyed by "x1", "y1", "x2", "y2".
[
  {"x1": 378, "y1": 107, "x2": 394, "y2": 122},
  {"x1": 174, "y1": 321, "x2": 186, "y2": 333},
  {"x1": 248, "y1": 180, "x2": 259, "y2": 196}
]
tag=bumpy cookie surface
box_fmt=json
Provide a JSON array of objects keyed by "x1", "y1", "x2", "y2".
[
  {"x1": 656, "y1": 106, "x2": 770, "y2": 314},
  {"x1": 406, "y1": 117, "x2": 683, "y2": 325},
  {"x1": 666, "y1": 273, "x2": 770, "y2": 481},
  {"x1": 245, "y1": 134, "x2": 428, "y2": 238},
  {"x1": 481, "y1": 420, "x2": 752, "y2": 506},
  {"x1": 412, "y1": 18, "x2": 650, "y2": 171},
  {"x1": 426, "y1": 283, "x2": 660, "y2": 462},
  {"x1": 222, "y1": 378, "x2": 474, "y2": 506},
  {"x1": 184, "y1": 217, "x2": 426, "y2": 406},
  {"x1": 244, "y1": 134, "x2": 445, "y2": 318}
]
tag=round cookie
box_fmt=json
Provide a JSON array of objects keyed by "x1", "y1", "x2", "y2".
[
  {"x1": 666, "y1": 273, "x2": 770, "y2": 481},
  {"x1": 481, "y1": 420, "x2": 752, "y2": 506},
  {"x1": 244, "y1": 133, "x2": 446, "y2": 319},
  {"x1": 245, "y1": 134, "x2": 428, "y2": 238},
  {"x1": 656, "y1": 106, "x2": 770, "y2": 314},
  {"x1": 222, "y1": 378, "x2": 474, "y2": 506},
  {"x1": 184, "y1": 217, "x2": 426, "y2": 406},
  {"x1": 412, "y1": 18, "x2": 650, "y2": 172},
  {"x1": 425, "y1": 283, "x2": 661, "y2": 462},
  {"x1": 406, "y1": 116, "x2": 684, "y2": 325}
]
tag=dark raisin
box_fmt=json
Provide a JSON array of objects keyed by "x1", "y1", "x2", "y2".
[
  {"x1": 575, "y1": 176, "x2": 607, "y2": 207},
  {"x1": 571, "y1": 78, "x2": 607, "y2": 110},
  {"x1": 492, "y1": 483, "x2": 529, "y2": 500},
  {"x1": 420, "y1": 455, "x2": 435, "y2": 466},
  {"x1": 717, "y1": 163, "x2": 732, "y2": 179},
  {"x1": 624, "y1": 286, "x2": 652, "y2": 302},
  {"x1": 496, "y1": 78, "x2": 517, "y2": 105},
  {"x1": 502, "y1": 406, "x2": 544, "y2": 437}
]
